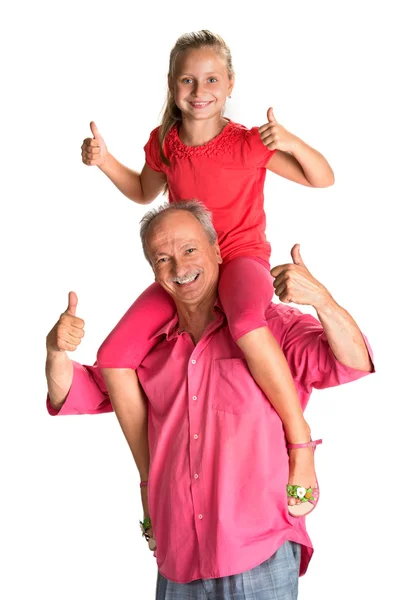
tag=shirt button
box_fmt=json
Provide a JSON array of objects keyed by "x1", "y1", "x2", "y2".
[
  {"x1": 198, "y1": 514, "x2": 203, "y2": 519},
  {"x1": 194, "y1": 434, "x2": 199, "y2": 439},
  {"x1": 194, "y1": 473, "x2": 199, "y2": 479},
  {"x1": 191, "y1": 359, "x2": 196, "y2": 364},
  {"x1": 192, "y1": 396, "x2": 197, "y2": 401}
]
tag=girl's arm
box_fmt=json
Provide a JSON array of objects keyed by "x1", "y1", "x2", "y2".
[
  {"x1": 259, "y1": 108, "x2": 335, "y2": 188},
  {"x1": 101, "y1": 157, "x2": 166, "y2": 204},
  {"x1": 82, "y1": 121, "x2": 166, "y2": 204}
]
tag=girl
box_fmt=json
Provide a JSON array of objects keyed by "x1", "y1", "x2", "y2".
[{"x1": 81, "y1": 30, "x2": 334, "y2": 543}]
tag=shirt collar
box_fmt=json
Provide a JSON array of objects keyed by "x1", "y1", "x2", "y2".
[{"x1": 153, "y1": 298, "x2": 225, "y2": 342}]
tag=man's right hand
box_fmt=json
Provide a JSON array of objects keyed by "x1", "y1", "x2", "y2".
[
  {"x1": 46, "y1": 292, "x2": 85, "y2": 354},
  {"x1": 81, "y1": 121, "x2": 108, "y2": 167}
]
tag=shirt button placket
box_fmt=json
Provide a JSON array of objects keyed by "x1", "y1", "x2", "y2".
[{"x1": 189, "y1": 353, "x2": 204, "y2": 537}]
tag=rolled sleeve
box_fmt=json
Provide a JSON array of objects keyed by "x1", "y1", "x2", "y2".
[
  {"x1": 47, "y1": 361, "x2": 113, "y2": 416},
  {"x1": 270, "y1": 306, "x2": 374, "y2": 390},
  {"x1": 306, "y1": 331, "x2": 374, "y2": 390}
]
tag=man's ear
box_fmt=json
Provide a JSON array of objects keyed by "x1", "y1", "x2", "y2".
[{"x1": 215, "y1": 242, "x2": 223, "y2": 265}]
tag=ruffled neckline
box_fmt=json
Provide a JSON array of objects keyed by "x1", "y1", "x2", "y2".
[{"x1": 166, "y1": 119, "x2": 245, "y2": 158}]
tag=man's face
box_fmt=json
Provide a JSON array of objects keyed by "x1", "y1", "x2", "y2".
[{"x1": 146, "y1": 210, "x2": 222, "y2": 307}]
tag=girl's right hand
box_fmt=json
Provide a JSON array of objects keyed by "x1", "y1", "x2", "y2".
[{"x1": 81, "y1": 121, "x2": 107, "y2": 167}]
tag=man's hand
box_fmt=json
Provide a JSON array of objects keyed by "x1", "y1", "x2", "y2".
[
  {"x1": 81, "y1": 121, "x2": 108, "y2": 167},
  {"x1": 271, "y1": 244, "x2": 331, "y2": 309},
  {"x1": 46, "y1": 292, "x2": 85, "y2": 354},
  {"x1": 258, "y1": 108, "x2": 299, "y2": 153}
]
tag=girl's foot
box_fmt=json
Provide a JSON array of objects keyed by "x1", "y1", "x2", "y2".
[
  {"x1": 286, "y1": 439, "x2": 322, "y2": 517},
  {"x1": 140, "y1": 482, "x2": 156, "y2": 550},
  {"x1": 288, "y1": 445, "x2": 316, "y2": 506}
]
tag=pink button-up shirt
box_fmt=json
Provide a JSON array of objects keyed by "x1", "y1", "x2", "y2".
[{"x1": 47, "y1": 302, "x2": 373, "y2": 583}]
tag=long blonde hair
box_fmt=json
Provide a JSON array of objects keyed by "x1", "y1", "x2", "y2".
[{"x1": 159, "y1": 30, "x2": 234, "y2": 168}]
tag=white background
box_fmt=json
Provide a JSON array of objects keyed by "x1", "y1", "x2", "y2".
[{"x1": 1, "y1": 1, "x2": 405, "y2": 598}]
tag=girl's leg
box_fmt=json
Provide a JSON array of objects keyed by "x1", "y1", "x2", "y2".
[
  {"x1": 97, "y1": 282, "x2": 176, "y2": 369},
  {"x1": 219, "y1": 257, "x2": 315, "y2": 507},
  {"x1": 97, "y1": 283, "x2": 175, "y2": 537},
  {"x1": 102, "y1": 367, "x2": 154, "y2": 542}
]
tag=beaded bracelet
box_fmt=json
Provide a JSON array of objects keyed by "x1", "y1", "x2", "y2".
[{"x1": 140, "y1": 481, "x2": 148, "y2": 488}]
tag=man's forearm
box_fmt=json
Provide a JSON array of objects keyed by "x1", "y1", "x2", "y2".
[
  {"x1": 315, "y1": 295, "x2": 372, "y2": 371},
  {"x1": 46, "y1": 350, "x2": 74, "y2": 411}
]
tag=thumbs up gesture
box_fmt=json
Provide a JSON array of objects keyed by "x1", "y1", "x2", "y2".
[
  {"x1": 81, "y1": 121, "x2": 107, "y2": 167},
  {"x1": 46, "y1": 292, "x2": 85, "y2": 353},
  {"x1": 270, "y1": 244, "x2": 330, "y2": 307},
  {"x1": 258, "y1": 107, "x2": 297, "y2": 153}
]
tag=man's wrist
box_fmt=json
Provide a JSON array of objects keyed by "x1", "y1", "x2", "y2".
[
  {"x1": 46, "y1": 346, "x2": 66, "y2": 362},
  {"x1": 313, "y1": 291, "x2": 338, "y2": 316}
]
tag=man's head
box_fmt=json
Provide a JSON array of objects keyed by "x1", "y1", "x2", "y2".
[{"x1": 141, "y1": 200, "x2": 222, "y2": 307}]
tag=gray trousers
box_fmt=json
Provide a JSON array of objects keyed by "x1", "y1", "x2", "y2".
[{"x1": 156, "y1": 541, "x2": 301, "y2": 600}]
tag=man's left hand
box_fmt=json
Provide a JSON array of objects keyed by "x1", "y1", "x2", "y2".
[{"x1": 271, "y1": 244, "x2": 331, "y2": 308}]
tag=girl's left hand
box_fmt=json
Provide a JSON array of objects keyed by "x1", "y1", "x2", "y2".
[{"x1": 259, "y1": 108, "x2": 298, "y2": 153}]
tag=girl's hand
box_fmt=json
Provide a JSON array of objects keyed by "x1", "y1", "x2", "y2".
[
  {"x1": 259, "y1": 108, "x2": 298, "y2": 154},
  {"x1": 81, "y1": 121, "x2": 108, "y2": 167}
]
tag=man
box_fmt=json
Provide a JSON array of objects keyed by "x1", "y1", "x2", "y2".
[{"x1": 46, "y1": 200, "x2": 373, "y2": 599}]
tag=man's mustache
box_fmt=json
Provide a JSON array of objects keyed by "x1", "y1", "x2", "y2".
[{"x1": 169, "y1": 269, "x2": 203, "y2": 284}]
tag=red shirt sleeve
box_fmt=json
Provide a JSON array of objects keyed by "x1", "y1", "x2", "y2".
[
  {"x1": 46, "y1": 361, "x2": 113, "y2": 416},
  {"x1": 243, "y1": 126, "x2": 276, "y2": 168},
  {"x1": 267, "y1": 305, "x2": 374, "y2": 391},
  {"x1": 144, "y1": 126, "x2": 164, "y2": 172}
]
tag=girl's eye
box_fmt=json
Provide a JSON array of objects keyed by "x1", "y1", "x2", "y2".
[
  {"x1": 182, "y1": 78, "x2": 193, "y2": 84},
  {"x1": 208, "y1": 77, "x2": 217, "y2": 83}
]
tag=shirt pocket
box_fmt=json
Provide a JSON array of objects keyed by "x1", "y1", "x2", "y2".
[{"x1": 211, "y1": 358, "x2": 263, "y2": 415}]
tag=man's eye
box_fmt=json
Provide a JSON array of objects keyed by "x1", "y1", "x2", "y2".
[
  {"x1": 186, "y1": 248, "x2": 196, "y2": 254},
  {"x1": 158, "y1": 257, "x2": 168, "y2": 264}
]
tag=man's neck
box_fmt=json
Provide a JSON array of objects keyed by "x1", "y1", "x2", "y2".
[{"x1": 175, "y1": 290, "x2": 218, "y2": 345}]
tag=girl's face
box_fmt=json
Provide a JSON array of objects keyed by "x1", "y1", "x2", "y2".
[{"x1": 170, "y1": 47, "x2": 234, "y2": 121}]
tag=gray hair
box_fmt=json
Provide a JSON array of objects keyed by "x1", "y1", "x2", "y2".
[{"x1": 140, "y1": 199, "x2": 218, "y2": 265}]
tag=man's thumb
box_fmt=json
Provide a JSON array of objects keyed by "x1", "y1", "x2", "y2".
[
  {"x1": 66, "y1": 291, "x2": 78, "y2": 316},
  {"x1": 291, "y1": 244, "x2": 305, "y2": 266},
  {"x1": 90, "y1": 121, "x2": 102, "y2": 140},
  {"x1": 267, "y1": 107, "x2": 276, "y2": 123}
]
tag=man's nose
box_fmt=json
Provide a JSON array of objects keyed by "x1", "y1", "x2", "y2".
[{"x1": 172, "y1": 257, "x2": 189, "y2": 277}]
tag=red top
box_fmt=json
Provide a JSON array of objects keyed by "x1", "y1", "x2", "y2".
[{"x1": 144, "y1": 121, "x2": 275, "y2": 264}]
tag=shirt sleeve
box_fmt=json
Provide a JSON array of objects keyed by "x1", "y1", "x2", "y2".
[
  {"x1": 243, "y1": 126, "x2": 276, "y2": 168},
  {"x1": 272, "y1": 308, "x2": 374, "y2": 390},
  {"x1": 46, "y1": 361, "x2": 113, "y2": 416},
  {"x1": 144, "y1": 126, "x2": 164, "y2": 172}
]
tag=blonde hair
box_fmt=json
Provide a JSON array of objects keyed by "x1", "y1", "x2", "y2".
[{"x1": 159, "y1": 30, "x2": 234, "y2": 168}]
